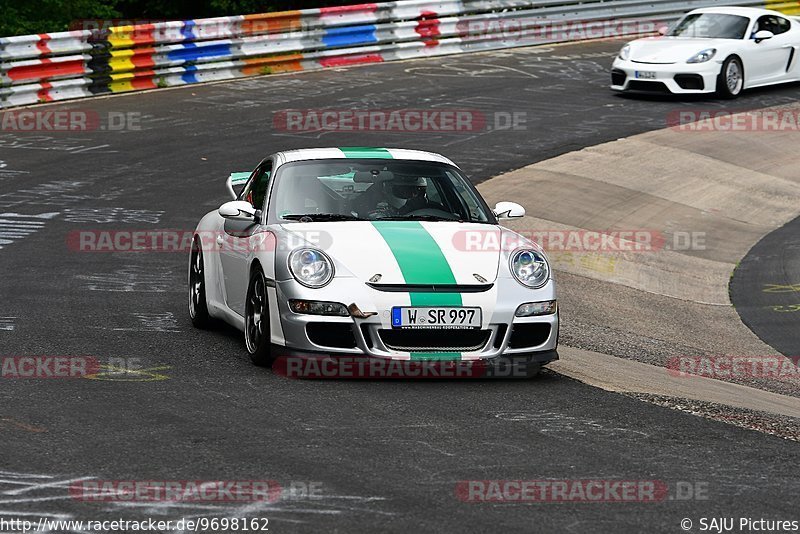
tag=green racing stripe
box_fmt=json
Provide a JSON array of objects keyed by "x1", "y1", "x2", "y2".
[
  {"x1": 339, "y1": 147, "x2": 393, "y2": 159},
  {"x1": 372, "y1": 221, "x2": 462, "y2": 361}
]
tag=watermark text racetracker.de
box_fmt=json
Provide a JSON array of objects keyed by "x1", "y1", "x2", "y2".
[
  {"x1": 668, "y1": 109, "x2": 800, "y2": 132},
  {"x1": 0, "y1": 110, "x2": 142, "y2": 132},
  {"x1": 273, "y1": 355, "x2": 541, "y2": 379},
  {"x1": 66, "y1": 229, "x2": 331, "y2": 253},
  {"x1": 455, "y1": 479, "x2": 709, "y2": 502},
  {"x1": 69, "y1": 480, "x2": 323, "y2": 502},
  {"x1": 452, "y1": 229, "x2": 707, "y2": 253},
  {"x1": 0, "y1": 356, "x2": 99, "y2": 379},
  {"x1": 272, "y1": 109, "x2": 526, "y2": 133},
  {"x1": 457, "y1": 18, "x2": 669, "y2": 43},
  {"x1": 667, "y1": 355, "x2": 800, "y2": 381},
  {"x1": 0, "y1": 356, "x2": 168, "y2": 381}
]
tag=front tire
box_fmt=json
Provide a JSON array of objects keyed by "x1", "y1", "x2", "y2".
[
  {"x1": 189, "y1": 238, "x2": 212, "y2": 329},
  {"x1": 717, "y1": 56, "x2": 743, "y2": 99},
  {"x1": 245, "y1": 267, "x2": 274, "y2": 367}
]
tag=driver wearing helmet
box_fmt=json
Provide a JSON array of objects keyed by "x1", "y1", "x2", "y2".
[{"x1": 391, "y1": 176, "x2": 434, "y2": 214}]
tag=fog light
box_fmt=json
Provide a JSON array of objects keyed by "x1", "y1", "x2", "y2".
[
  {"x1": 289, "y1": 300, "x2": 349, "y2": 316},
  {"x1": 515, "y1": 301, "x2": 557, "y2": 317}
]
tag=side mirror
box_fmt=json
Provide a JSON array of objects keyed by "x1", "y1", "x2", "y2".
[
  {"x1": 493, "y1": 201, "x2": 525, "y2": 219},
  {"x1": 226, "y1": 172, "x2": 251, "y2": 199},
  {"x1": 219, "y1": 200, "x2": 258, "y2": 221},
  {"x1": 754, "y1": 30, "x2": 774, "y2": 43},
  {"x1": 657, "y1": 26, "x2": 668, "y2": 36}
]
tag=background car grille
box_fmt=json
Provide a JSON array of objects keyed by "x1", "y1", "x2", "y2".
[
  {"x1": 674, "y1": 74, "x2": 704, "y2": 90},
  {"x1": 611, "y1": 69, "x2": 626, "y2": 86},
  {"x1": 378, "y1": 329, "x2": 491, "y2": 352},
  {"x1": 627, "y1": 80, "x2": 670, "y2": 93}
]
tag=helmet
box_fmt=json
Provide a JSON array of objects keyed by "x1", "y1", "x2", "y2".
[{"x1": 391, "y1": 176, "x2": 427, "y2": 200}]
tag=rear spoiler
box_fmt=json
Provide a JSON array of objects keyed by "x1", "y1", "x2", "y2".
[{"x1": 226, "y1": 172, "x2": 251, "y2": 199}]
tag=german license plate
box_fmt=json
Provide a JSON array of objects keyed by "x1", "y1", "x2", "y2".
[
  {"x1": 391, "y1": 307, "x2": 482, "y2": 329},
  {"x1": 635, "y1": 71, "x2": 656, "y2": 79}
]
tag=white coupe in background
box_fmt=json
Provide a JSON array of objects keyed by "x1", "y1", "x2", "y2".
[{"x1": 611, "y1": 7, "x2": 800, "y2": 97}]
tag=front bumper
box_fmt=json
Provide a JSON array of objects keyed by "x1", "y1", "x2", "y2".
[
  {"x1": 272, "y1": 277, "x2": 559, "y2": 362},
  {"x1": 611, "y1": 57, "x2": 722, "y2": 94}
]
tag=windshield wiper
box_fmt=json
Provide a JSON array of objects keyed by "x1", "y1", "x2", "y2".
[{"x1": 281, "y1": 213, "x2": 363, "y2": 221}]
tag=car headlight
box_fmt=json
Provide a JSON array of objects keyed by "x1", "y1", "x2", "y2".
[
  {"x1": 686, "y1": 48, "x2": 716, "y2": 63},
  {"x1": 510, "y1": 249, "x2": 549, "y2": 289},
  {"x1": 289, "y1": 300, "x2": 348, "y2": 316},
  {"x1": 619, "y1": 44, "x2": 631, "y2": 60},
  {"x1": 516, "y1": 300, "x2": 557, "y2": 317},
  {"x1": 288, "y1": 248, "x2": 334, "y2": 288}
]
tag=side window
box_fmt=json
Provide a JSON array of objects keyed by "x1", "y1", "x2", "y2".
[
  {"x1": 755, "y1": 16, "x2": 770, "y2": 35},
  {"x1": 444, "y1": 171, "x2": 488, "y2": 222},
  {"x1": 241, "y1": 162, "x2": 272, "y2": 210},
  {"x1": 755, "y1": 15, "x2": 788, "y2": 36},
  {"x1": 776, "y1": 16, "x2": 790, "y2": 34}
]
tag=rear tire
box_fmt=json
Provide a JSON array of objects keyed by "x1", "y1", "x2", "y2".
[
  {"x1": 716, "y1": 56, "x2": 743, "y2": 99},
  {"x1": 189, "y1": 238, "x2": 212, "y2": 329},
  {"x1": 245, "y1": 267, "x2": 274, "y2": 367}
]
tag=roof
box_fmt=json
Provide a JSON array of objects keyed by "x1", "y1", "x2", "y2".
[
  {"x1": 276, "y1": 147, "x2": 458, "y2": 167},
  {"x1": 690, "y1": 6, "x2": 789, "y2": 18}
]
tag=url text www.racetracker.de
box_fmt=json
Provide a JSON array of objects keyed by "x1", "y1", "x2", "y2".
[{"x1": 0, "y1": 517, "x2": 270, "y2": 532}]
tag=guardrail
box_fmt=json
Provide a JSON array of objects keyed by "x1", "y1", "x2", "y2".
[{"x1": 2, "y1": 0, "x2": 797, "y2": 108}]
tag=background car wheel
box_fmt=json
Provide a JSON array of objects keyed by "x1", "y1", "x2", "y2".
[
  {"x1": 717, "y1": 56, "x2": 744, "y2": 99},
  {"x1": 188, "y1": 238, "x2": 212, "y2": 329},
  {"x1": 245, "y1": 267, "x2": 274, "y2": 367}
]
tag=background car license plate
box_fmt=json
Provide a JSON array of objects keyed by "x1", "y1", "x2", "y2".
[
  {"x1": 391, "y1": 307, "x2": 481, "y2": 329},
  {"x1": 635, "y1": 71, "x2": 656, "y2": 79}
]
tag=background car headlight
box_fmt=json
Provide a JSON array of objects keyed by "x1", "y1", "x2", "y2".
[
  {"x1": 510, "y1": 249, "x2": 549, "y2": 288},
  {"x1": 687, "y1": 48, "x2": 716, "y2": 63},
  {"x1": 289, "y1": 248, "x2": 334, "y2": 288},
  {"x1": 619, "y1": 44, "x2": 631, "y2": 60}
]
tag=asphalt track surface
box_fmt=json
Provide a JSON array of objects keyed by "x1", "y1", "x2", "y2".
[
  {"x1": 1, "y1": 39, "x2": 800, "y2": 532},
  {"x1": 731, "y1": 215, "x2": 800, "y2": 358}
]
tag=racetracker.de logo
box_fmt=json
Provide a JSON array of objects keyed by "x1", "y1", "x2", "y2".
[
  {"x1": 270, "y1": 109, "x2": 528, "y2": 133},
  {"x1": 66, "y1": 230, "x2": 332, "y2": 253},
  {"x1": 0, "y1": 111, "x2": 141, "y2": 132},
  {"x1": 667, "y1": 109, "x2": 800, "y2": 131},
  {"x1": 455, "y1": 480, "x2": 670, "y2": 502},
  {"x1": 1, "y1": 356, "x2": 99, "y2": 379},
  {"x1": 273, "y1": 356, "x2": 538, "y2": 379},
  {"x1": 456, "y1": 18, "x2": 668, "y2": 42},
  {"x1": 452, "y1": 230, "x2": 665, "y2": 253},
  {"x1": 69, "y1": 480, "x2": 282, "y2": 502},
  {"x1": 666, "y1": 355, "x2": 800, "y2": 380}
]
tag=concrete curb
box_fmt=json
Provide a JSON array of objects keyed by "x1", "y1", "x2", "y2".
[{"x1": 477, "y1": 102, "x2": 800, "y2": 414}]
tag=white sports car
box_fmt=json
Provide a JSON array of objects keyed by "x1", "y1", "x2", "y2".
[
  {"x1": 188, "y1": 148, "x2": 558, "y2": 376},
  {"x1": 611, "y1": 7, "x2": 800, "y2": 97}
]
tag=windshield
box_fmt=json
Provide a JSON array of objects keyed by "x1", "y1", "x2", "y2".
[
  {"x1": 668, "y1": 13, "x2": 750, "y2": 39},
  {"x1": 268, "y1": 159, "x2": 494, "y2": 223}
]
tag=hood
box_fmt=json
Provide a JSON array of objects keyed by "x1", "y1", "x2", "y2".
[
  {"x1": 628, "y1": 37, "x2": 725, "y2": 64},
  {"x1": 279, "y1": 221, "x2": 502, "y2": 286}
]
